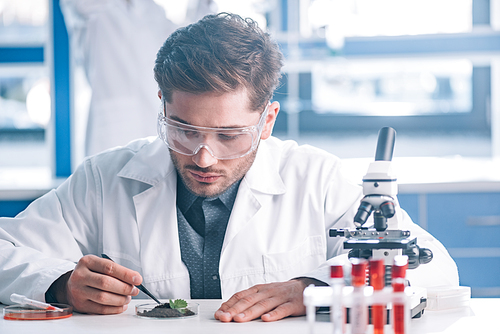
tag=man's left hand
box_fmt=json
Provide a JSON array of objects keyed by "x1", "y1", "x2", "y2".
[{"x1": 214, "y1": 279, "x2": 308, "y2": 322}]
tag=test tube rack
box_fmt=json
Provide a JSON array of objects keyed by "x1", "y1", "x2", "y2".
[{"x1": 303, "y1": 284, "x2": 422, "y2": 334}]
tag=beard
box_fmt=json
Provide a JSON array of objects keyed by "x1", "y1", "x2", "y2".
[{"x1": 169, "y1": 148, "x2": 258, "y2": 198}]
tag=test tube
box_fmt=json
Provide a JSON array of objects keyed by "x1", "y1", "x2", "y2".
[
  {"x1": 10, "y1": 293, "x2": 63, "y2": 311},
  {"x1": 392, "y1": 255, "x2": 409, "y2": 334},
  {"x1": 303, "y1": 284, "x2": 319, "y2": 334},
  {"x1": 307, "y1": 299, "x2": 316, "y2": 334},
  {"x1": 369, "y1": 259, "x2": 386, "y2": 334},
  {"x1": 330, "y1": 264, "x2": 345, "y2": 334},
  {"x1": 350, "y1": 258, "x2": 368, "y2": 334}
]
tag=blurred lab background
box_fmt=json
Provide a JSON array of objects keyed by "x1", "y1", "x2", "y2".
[{"x1": 1, "y1": 0, "x2": 499, "y2": 297}]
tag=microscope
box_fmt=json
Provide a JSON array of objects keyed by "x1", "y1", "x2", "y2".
[
  {"x1": 303, "y1": 128, "x2": 432, "y2": 328},
  {"x1": 330, "y1": 127, "x2": 432, "y2": 279}
]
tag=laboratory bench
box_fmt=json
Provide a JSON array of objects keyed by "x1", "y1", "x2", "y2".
[
  {"x1": 1, "y1": 298, "x2": 499, "y2": 334},
  {"x1": 1, "y1": 157, "x2": 500, "y2": 297}
]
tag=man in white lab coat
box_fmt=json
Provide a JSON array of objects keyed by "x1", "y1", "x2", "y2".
[{"x1": 0, "y1": 13, "x2": 458, "y2": 322}]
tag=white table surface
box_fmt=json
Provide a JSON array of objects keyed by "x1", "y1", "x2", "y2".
[{"x1": 1, "y1": 298, "x2": 499, "y2": 334}]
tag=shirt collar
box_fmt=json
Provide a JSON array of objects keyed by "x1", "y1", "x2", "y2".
[
  {"x1": 218, "y1": 179, "x2": 241, "y2": 211},
  {"x1": 176, "y1": 174, "x2": 241, "y2": 214},
  {"x1": 176, "y1": 174, "x2": 198, "y2": 215}
]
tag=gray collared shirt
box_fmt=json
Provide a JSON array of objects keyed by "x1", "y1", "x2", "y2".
[{"x1": 176, "y1": 174, "x2": 241, "y2": 298}]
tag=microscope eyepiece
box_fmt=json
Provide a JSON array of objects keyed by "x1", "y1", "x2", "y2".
[{"x1": 375, "y1": 127, "x2": 396, "y2": 162}]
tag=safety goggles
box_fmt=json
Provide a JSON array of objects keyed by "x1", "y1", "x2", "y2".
[{"x1": 158, "y1": 104, "x2": 269, "y2": 160}]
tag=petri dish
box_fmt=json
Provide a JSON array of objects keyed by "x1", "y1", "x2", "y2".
[
  {"x1": 3, "y1": 304, "x2": 73, "y2": 321},
  {"x1": 136, "y1": 302, "x2": 199, "y2": 319}
]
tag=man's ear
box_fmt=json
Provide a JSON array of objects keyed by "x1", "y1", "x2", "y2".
[
  {"x1": 260, "y1": 101, "x2": 280, "y2": 140},
  {"x1": 158, "y1": 90, "x2": 162, "y2": 100}
]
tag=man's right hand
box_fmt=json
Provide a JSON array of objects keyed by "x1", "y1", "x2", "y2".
[{"x1": 49, "y1": 255, "x2": 142, "y2": 314}]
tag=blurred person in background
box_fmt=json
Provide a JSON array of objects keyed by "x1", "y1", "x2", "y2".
[{"x1": 60, "y1": 0, "x2": 216, "y2": 156}]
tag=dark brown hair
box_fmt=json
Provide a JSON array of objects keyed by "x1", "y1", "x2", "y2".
[{"x1": 154, "y1": 13, "x2": 283, "y2": 111}]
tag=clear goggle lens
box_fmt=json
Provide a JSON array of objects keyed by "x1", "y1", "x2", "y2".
[{"x1": 158, "y1": 106, "x2": 268, "y2": 160}]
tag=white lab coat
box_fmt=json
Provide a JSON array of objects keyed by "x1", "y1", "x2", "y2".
[
  {"x1": 60, "y1": 0, "x2": 214, "y2": 156},
  {"x1": 0, "y1": 137, "x2": 459, "y2": 304}
]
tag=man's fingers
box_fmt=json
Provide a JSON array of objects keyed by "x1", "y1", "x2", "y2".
[
  {"x1": 214, "y1": 284, "x2": 282, "y2": 322},
  {"x1": 71, "y1": 257, "x2": 139, "y2": 297},
  {"x1": 260, "y1": 302, "x2": 300, "y2": 322},
  {"x1": 65, "y1": 255, "x2": 144, "y2": 314},
  {"x1": 71, "y1": 296, "x2": 131, "y2": 315},
  {"x1": 216, "y1": 295, "x2": 296, "y2": 323},
  {"x1": 82, "y1": 255, "x2": 142, "y2": 286},
  {"x1": 214, "y1": 280, "x2": 308, "y2": 323},
  {"x1": 69, "y1": 285, "x2": 132, "y2": 311},
  {"x1": 231, "y1": 296, "x2": 281, "y2": 322},
  {"x1": 86, "y1": 269, "x2": 139, "y2": 297},
  {"x1": 84, "y1": 285, "x2": 133, "y2": 307},
  {"x1": 215, "y1": 285, "x2": 263, "y2": 319}
]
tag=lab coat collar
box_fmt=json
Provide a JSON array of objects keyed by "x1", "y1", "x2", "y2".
[
  {"x1": 117, "y1": 137, "x2": 175, "y2": 186},
  {"x1": 117, "y1": 139, "x2": 188, "y2": 295},
  {"x1": 219, "y1": 138, "x2": 286, "y2": 260},
  {"x1": 244, "y1": 138, "x2": 286, "y2": 195}
]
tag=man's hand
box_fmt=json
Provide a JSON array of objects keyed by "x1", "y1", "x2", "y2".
[
  {"x1": 49, "y1": 255, "x2": 142, "y2": 314},
  {"x1": 214, "y1": 280, "x2": 308, "y2": 322}
]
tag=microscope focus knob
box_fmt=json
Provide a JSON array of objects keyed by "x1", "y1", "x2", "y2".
[
  {"x1": 404, "y1": 245, "x2": 433, "y2": 269},
  {"x1": 419, "y1": 247, "x2": 433, "y2": 265}
]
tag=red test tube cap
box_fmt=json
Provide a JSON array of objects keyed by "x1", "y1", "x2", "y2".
[
  {"x1": 392, "y1": 255, "x2": 408, "y2": 279},
  {"x1": 369, "y1": 259, "x2": 385, "y2": 290},
  {"x1": 331, "y1": 264, "x2": 344, "y2": 279},
  {"x1": 350, "y1": 258, "x2": 368, "y2": 287}
]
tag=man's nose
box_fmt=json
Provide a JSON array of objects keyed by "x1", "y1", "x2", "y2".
[{"x1": 192, "y1": 146, "x2": 218, "y2": 168}]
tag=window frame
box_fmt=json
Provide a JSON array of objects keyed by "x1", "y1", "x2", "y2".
[
  {"x1": 273, "y1": 64, "x2": 491, "y2": 135},
  {"x1": 0, "y1": 0, "x2": 71, "y2": 178},
  {"x1": 271, "y1": 0, "x2": 496, "y2": 137}
]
